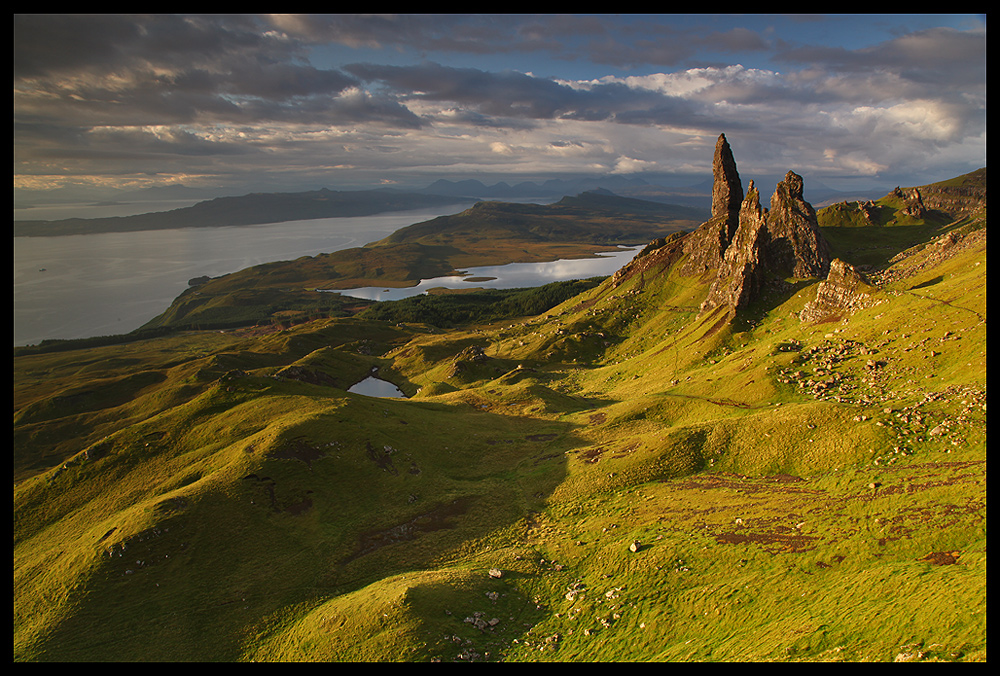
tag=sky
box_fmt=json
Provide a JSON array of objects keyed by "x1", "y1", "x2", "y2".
[{"x1": 13, "y1": 13, "x2": 987, "y2": 202}]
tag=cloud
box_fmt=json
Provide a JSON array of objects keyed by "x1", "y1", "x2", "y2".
[
  {"x1": 697, "y1": 26, "x2": 771, "y2": 53},
  {"x1": 12, "y1": 15, "x2": 986, "y2": 196},
  {"x1": 264, "y1": 13, "x2": 607, "y2": 57},
  {"x1": 611, "y1": 156, "x2": 658, "y2": 174},
  {"x1": 775, "y1": 26, "x2": 986, "y2": 89},
  {"x1": 344, "y1": 62, "x2": 708, "y2": 128}
]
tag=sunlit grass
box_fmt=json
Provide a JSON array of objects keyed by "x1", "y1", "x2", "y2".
[{"x1": 14, "y1": 194, "x2": 986, "y2": 661}]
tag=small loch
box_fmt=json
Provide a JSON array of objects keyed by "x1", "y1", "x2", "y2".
[
  {"x1": 328, "y1": 246, "x2": 641, "y2": 302},
  {"x1": 348, "y1": 376, "x2": 407, "y2": 398}
]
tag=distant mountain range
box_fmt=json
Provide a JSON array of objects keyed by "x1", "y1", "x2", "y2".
[
  {"x1": 417, "y1": 175, "x2": 892, "y2": 209},
  {"x1": 14, "y1": 173, "x2": 893, "y2": 238},
  {"x1": 419, "y1": 175, "x2": 652, "y2": 198},
  {"x1": 12, "y1": 188, "x2": 471, "y2": 237}
]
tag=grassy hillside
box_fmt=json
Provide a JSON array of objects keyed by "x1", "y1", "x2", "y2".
[
  {"x1": 136, "y1": 192, "x2": 706, "y2": 333},
  {"x1": 13, "y1": 175, "x2": 986, "y2": 662},
  {"x1": 375, "y1": 192, "x2": 707, "y2": 246}
]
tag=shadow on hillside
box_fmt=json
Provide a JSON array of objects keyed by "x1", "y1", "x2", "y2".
[
  {"x1": 314, "y1": 394, "x2": 585, "y2": 584},
  {"x1": 732, "y1": 278, "x2": 816, "y2": 332},
  {"x1": 25, "y1": 384, "x2": 588, "y2": 661},
  {"x1": 911, "y1": 275, "x2": 945, "y2": 290},
  {"x1": 819, "y1": 224, "x2": 951, "y2": 271}
]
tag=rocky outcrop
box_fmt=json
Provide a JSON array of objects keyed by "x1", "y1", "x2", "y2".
[
  {"x1": 893, "y1": 186, "x2": 927, "y2": 219},
  {"x1": 656, "y1": 133, "x2": 836, "y2": 320},
  {"x1": 681, "y1": 134, "x2": 744, "y2": 276},
  {"x1": 698, "y1": 169, "x2": 832, "y2": 318},
  {"x1": 799, "y1": 259, "x2": 872, "y2": 323},
  {"x1": 699, "y1": 181, "x2": 768, "y2": 316},
  {"x1": 903, "y1": 167, "x2": 986, "y2": 219},
  {"x1": 764, "y1": 170, "x2": 831, "y2": 279},
  {"x1": 611, "y1": 232, "x2": 686, "y2": 287}
]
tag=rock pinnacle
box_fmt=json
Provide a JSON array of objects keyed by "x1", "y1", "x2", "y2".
[{"x1": 711, "y1": 133, "x2": 744, "y2": 228}]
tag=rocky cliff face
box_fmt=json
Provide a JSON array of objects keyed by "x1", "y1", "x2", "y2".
[
  {"x1": 764, "y1": 170, "x2": 832, "y2": 279},
  {"x1": 696, "y1": 164, "x2": 832, "y2": 319},
  {"x1": 698, "y1": 180, "x2": 768, "y2": 316},
  {"x1": 908, "y1": 168, "x2": 987, "y2": 219}
]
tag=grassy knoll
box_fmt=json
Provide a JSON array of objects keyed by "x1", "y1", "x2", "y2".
[{"x1": 13, "y1": 180, "x2": 986, "y2": 662}]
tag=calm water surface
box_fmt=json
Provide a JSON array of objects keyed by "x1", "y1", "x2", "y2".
[
  {"x1": 13, "y1": 197, "x2": 638, "y2": 347},
  {"x1": 347, "y1": 376, "x2": 407, "y2": 398},
  {"x1": 13, "y1": 204, "x2": 473, "y2": 346},
  {"x1": 332, "y1": 246, "x2": 640, "y2": 302}
]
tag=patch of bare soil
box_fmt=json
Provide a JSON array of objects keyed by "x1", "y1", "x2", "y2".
[
  {"x1": 916, "y1": 550, "x2": 962, "y2": 565},
  {"x1": 272, "y1": 436, "x2": 327, "y2": 467},
  {"x1": 714, "y1": 529, "x2": 818, "y2": 554},
  {"x1": 346, "y1": 497, "x2": 474, "y2": 562},
  {"x1": 652, "y1": 461, "x2": 984, "y2": 558}
]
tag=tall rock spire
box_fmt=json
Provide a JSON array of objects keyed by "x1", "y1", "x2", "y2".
[
  {"x1": 681, "y1": 133, "x2": 745, "y2": 276},
  {"x1": 699, "y1": 180, "x2": 767, "y2": 317},
  {"x1": 765, "y1": 170, "x2": 831, "y2": 279},
  {"x1": 711, "y1": 133, "x2": 744, "y2": 228},
  {"x1": 695, "y1": 167, "x2": 832, "y2": 320}
]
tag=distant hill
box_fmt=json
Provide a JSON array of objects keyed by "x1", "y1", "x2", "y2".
[
  {"x1": 377, "y1": 190, "x2": 708, "y2": 247},
  {"x1": 132, "y1": 190, "x2": 710, "y2": 332},
  {"x1": 13, "y1": 188, "x2": 470, "y2": 237},
  {"x1": 417, "y1": 174, "x2": 896, "y2": 211},
  {"x1": 419, "y1": 175, "x2": 653, "y2": 199}
]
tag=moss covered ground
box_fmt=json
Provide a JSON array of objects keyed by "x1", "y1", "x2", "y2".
[{"x1": 13, "y1": 189, "x2": 986, "y2": 662}]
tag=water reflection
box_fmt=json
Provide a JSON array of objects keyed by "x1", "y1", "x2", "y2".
[
  {"x1": 331, "y1": 246, "x2": 641, "y2": 302},
  {"x1": 348, "y1": 376, "x2": 407, "y2": 398}
]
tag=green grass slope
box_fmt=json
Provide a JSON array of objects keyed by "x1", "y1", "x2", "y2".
[{"x1": 14, "y1": 175, "x2": 985, "y2": 662}]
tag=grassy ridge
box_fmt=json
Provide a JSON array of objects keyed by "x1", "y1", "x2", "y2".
[
  {"x1": 138, "y1": 192, "x2": 705, "y2": 333},
  {"x1": 13, "y1": 178, "x2": 986, "y2": 662}
]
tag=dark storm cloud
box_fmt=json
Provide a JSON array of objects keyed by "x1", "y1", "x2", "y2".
[
  {"x1": 13, "y1": 14, "x2": 422, "y2": 128},
  {"x1": 14, "y1": 14, "x2": 278, "y2": 80},
  {"x1": 344, "y1": 62, "x2": 705, "y2": 126},
  {"x1": 775, "y1": 27, "x2": 986, "y2": 88},
  {"x1": 265, "y1": 13, "x2": 606, "y2": 58},
  {"x1": 14, "y1": 14, "x2": 145, "y2": 78}
]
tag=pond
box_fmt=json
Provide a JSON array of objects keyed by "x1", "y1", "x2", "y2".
[{"x1": 348, "y1": 376, "x2": 407, "y2": 398}]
